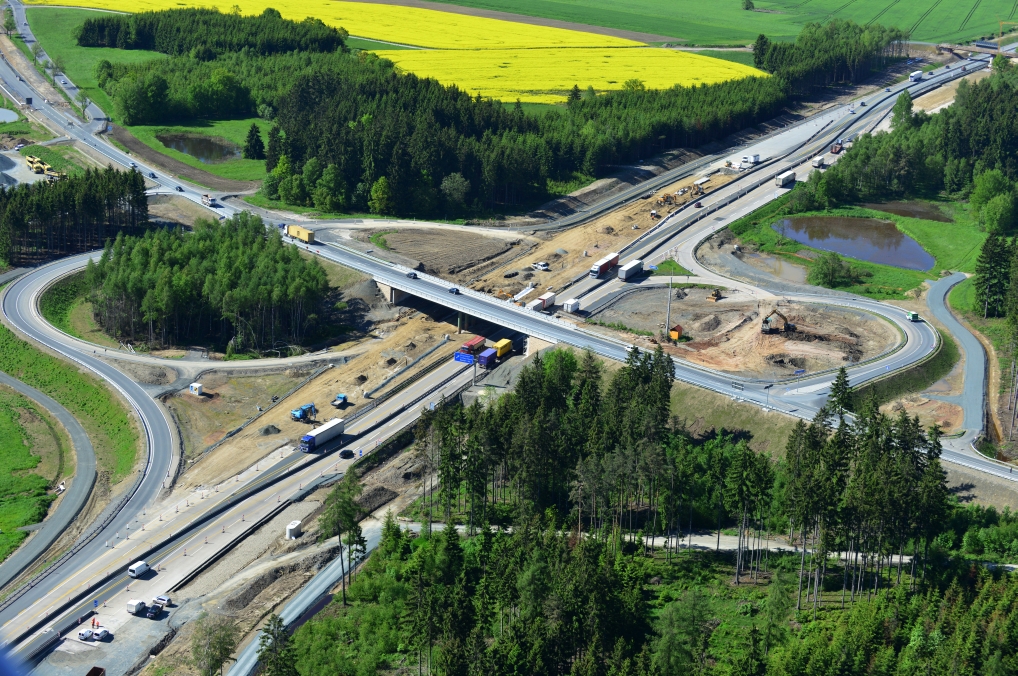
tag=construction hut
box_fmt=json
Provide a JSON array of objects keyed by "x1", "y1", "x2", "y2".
[
  {"x1": 189, "y1": 383, "x2": 203, "y2": 396},
  {"x1": 669, "y1": 324, "x2": 683, "y2": 341}
]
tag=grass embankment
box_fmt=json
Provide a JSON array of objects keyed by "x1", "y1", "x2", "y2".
[
  {"x1": 39, "y1": 271, "x2": 118, "y2": 348},
  {"x1": 950, "y1": 276, "x2": 1012, "y2": 399},
  {"x1": 18, "y1": 144, "x2": 87, "y2": 174},
  {"x1": 369, "y1": 230, "x2": 396, "y2": 250},
  {"x1": 850, "y1": 330, "x2": 960, "y2": 411},
  {"x1": 1, "y1": 292, "x2": 138, "y2": 482},
  {"x1": 0, "y1": 96, "x2": 52, "y2": 142},
  {"x1": 652, "y1": 258, "x2": 692, "y2": 276},
  {"x1": 26, "y1": 7, "x2": 165, "y2": 119},
  {"x1": 586, "y1": 318, "x2": 653, "y2": 336},
  {"x1": 729, "y1": 197, "x2": 985, "y2": 300},
  {"x1": 0, "y1": 388, "x2": 70, "y2": 563}
]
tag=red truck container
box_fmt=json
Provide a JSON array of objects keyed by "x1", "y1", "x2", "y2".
[
  {"x1": 589, "y1": 252, "x2": 620, "y2": 278},
  {"x1": 478, "y1": 348, "x2": 497, "y2": 368},
  {"x1": 460, "y1": 336, "x2": 485, "y2": 354}
]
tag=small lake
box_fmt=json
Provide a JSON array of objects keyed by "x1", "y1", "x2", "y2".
[
  {"x1": 860, "y1": 201, "x2": 953, "y2": 223},
  {"x1": 0, "y1": 109, "x2": 18, "y2": 124},
  {"x1": 156, "y1": 133, "x2": 240, "y2": 164},
  {"x1": 773, "y1": 216, "x2": 935, "y2": 271}
]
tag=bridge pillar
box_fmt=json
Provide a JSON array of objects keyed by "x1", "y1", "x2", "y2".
[
  {"x1": 375, "y1": 281, "x2": 408, "y2": 304},
  {"x1": 526, "y1": 336, "x2": 556, "y2": 356}
]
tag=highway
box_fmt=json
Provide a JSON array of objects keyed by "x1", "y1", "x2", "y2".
[{"x1": 0, "y1": 9, "x2": 1008, "y2": 665}]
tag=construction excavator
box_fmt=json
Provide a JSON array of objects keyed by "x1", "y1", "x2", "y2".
[{"x1": 761, "y1": 309, "x2": 796, "y2": 334}]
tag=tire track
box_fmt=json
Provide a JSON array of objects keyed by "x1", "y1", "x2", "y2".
[
  {"x1": 1010, "y1": 0, "x2": 1018, "y2": 19},
  {"x1": 824, "y1": 0, "x2": 860, "y2": 21},
  {"x1": 960, "y1": 0, "x2": 983, "y2": 31},
  {"x1": 866, "y1": 0, "x2": 902, "y2": 26},
  {"x1": 909, "y1": 0, "x2": 944, "y2": 35}
]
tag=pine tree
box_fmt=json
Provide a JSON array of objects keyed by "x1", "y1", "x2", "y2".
[
  {"x1": 828, "y1": 366, "x2": 852, "y2": 414},
  {"x1": 243, "y1": 122, "x2": 265, "y2": 159},
  {"x1": 257, "y1": 615, "x2": 297, "y2": 676},
  {"x1": 265, "y1": 125, "x2": 282, "y2": 172}
]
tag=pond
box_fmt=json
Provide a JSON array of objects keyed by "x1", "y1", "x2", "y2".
[
  {"x1": 860, "y1": 201, "x2": 953, "y2": 223},
  {"x1": 0, "y1": 109, "x2": 18, "y2": 124},
  {"x1": 156, "y1": 133, "x2": 240, "y2": 164},
  {"x1": 773, "y1": 216, "x2": 935, "y2": 271}
]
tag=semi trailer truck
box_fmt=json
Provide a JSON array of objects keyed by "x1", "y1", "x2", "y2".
[{"x1": 299, "y1": 418, "x2": 345, "y2": 453}]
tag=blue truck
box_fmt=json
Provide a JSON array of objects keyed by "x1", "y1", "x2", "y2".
[{"x1": 291, "y1": 403, "x2": 317, "y2": 422}]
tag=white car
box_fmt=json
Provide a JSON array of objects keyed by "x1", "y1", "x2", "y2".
[
  {"x1": 94, "y1": 627, "x2": 109, "y2": 641},
  {"x1": 77, "y1": 628, "x2": 93, "y2": 641},
  {"x1": 60, "y1": 80, "x2": 67, "y2": 85},
  {"x1": 531, "y1": 262, "x2": 549, "y2": 271}
]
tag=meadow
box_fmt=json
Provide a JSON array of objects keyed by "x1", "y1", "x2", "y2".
[
  {"x1": 427, "y1": 0, "x2": 1014, "y2": 45},
  {"x1": 378, "y1": 46, "x2": 764, "y2": 102}
]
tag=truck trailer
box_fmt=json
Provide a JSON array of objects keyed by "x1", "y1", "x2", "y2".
[
  {"x1": 300, "y1": 418, "x2": 344, "y2": 453},
  {"x1": 494, "y1": 338, "x2": 512, "y2": 358},
  {"x1": 286, "y1": 225, "x2": 315, "y2": 244},
  {"x1": 909, "y1": 70, "x2": 923, "y2": 82},
  {"x1": 618, "y1": 259, "x2": 644, "y2": 281},
  {"x1": 537, "y1": 291, "x2": 556, "y2": 309},
  {"x1": 460, "y1": 336, "x2": 486, "y2": 354},
  {"x1": 589, "y1": 252, "x2": 620, "y2": 278},
  {"x1": 562, "y1": 298, "x2": 580, "y2": 313},
  {"x1": 526, "y1": 299, "x2": 544, "y2": 311},
  {"x1": 478, "y1": 348, "x2": 498, "y2": 368},
  {"x1": 775, "y1": 171, "x2": 796, "y2": 188}
]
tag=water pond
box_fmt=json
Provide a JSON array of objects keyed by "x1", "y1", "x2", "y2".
[
  {"x1": 860, "y1": 201, "x2": 953, "y2": 223},
  {"x1": 156, "y1": 133, "x2": 240, "y2": 164},
  {"x1": 773, "y1": 216, "x2": 935, "y2": 271}
]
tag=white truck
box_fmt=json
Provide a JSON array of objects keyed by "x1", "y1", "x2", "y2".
[
  {"x1": 128, "y1": 561, "x2": 149, "y2": 578},
  {"x1": 811, "y1": 156, "x2": 826, "y2": 169},
  {"x1": 127, "y1": 599, "x2": 146, "y2": 615},
  {"x1": 618, "y1": 259, "x2": 644, "y2": 281},
  {"x1": 299, "y1": 418, "x2": 345, "y2": 453},
  {"x1": 909, "y1": 70, "x2": 923, "y2": 82},
  {"x1": 775, "y1": 171, "x2": 796, "y2": 188},
  {"x1": 741, "y1": 154, "x2": 760, "y2": 165}
]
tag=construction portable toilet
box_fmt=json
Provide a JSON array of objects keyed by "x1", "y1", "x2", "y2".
[
  {"x1": 189, "y1": 383, "x2": 203, "y2": 396},
  {"x1": 286, "y1": 520, "x2": 302, "y2": 540}
]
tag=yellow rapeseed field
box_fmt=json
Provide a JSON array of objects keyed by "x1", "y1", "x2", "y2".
[
  {"x1": 379, "y1": 48, "x2": 765, "y2": 103},
  {"x1": 23, "y1": 0, "x2": 640, "y2": 49},
  {"x1": 25, "y1": 0, "x2": 763, "y2": 102}
]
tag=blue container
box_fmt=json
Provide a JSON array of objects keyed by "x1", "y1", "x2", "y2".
[{"x1": 478, "y1": 348, "x2": 497, "y2": 368}]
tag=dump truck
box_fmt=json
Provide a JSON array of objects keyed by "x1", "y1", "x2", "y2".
[
  {"x1": 460, "y1": 336, "x2": 486, "y2": 354},
  {"x1": 775, "y1": 171, "x2": 796, "y2": 188},
  {"x1": 589, "y1": 252, "x2": 620, "y2": 278},
  {"x1": 761, "y1": 309, "x2": 796, "y2": 334},
  {"x1": 286, "y1": 224, "x2": 315, "y2": 244},
  {"x1": 478, "y1": 347, "x2": 498, "y2": 368},
  {"x1": 201, "y1": 194, "x2": 215, "y2": 207},
  {"x1": 494, "y1": 338, "x2": 512, "y2": 358},
  {"x1": 291, "y1": 403, "x2": 316, "y2": 422},
  {"x1": 300, "y1": 418, "x2": 344, "y2": 453},
  {"x1": 830, "y1": 142, "x2": 844, "y2": 154},
  {"x1": 618, "y1": 260, "x2": 644, "y2": 282},
  {"x1": 331, "y1": 394, "x2": 347, "y2": 408}
]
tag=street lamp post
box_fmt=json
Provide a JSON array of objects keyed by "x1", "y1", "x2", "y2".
[{"x1": 764, "y1": 383, "x2": 773, "y2": 408}]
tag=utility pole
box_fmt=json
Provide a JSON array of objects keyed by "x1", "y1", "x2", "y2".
[{"x1": 665, "y1": 274, "x2": 672, "y2": 339}]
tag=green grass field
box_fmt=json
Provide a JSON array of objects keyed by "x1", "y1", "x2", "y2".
[
  {"x1": 26, "y1": 7, "x2": 164, "y2": 121},
  {"x1": 346, "y1": 36, "x2": 414, "y2": 51},
  {"x1": 126, "y1": 119, "x2": 269, "y2": 181},
  {"x1": 652, "y1": 258, "x2": 693, "y2": 276},
  {"x1": 0, "y1": 310, "x2": 137, "y2": 484},
  {"x1": 430, "y1": 0, "x2": 1011, "y2": 45}
]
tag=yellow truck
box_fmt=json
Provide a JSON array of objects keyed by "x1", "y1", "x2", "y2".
[
  {"x1": 494, "y1": 338, "x2": 512, "y2": 358},
  {"x1": 286, "y1": 225, "x2": 315, "y2": 244},
  {"x1": 25, "y1": 155, "x2": 46, "y2": 173}
]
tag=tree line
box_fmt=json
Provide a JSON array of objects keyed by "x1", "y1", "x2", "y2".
[
  {"x1": 76, "y1": 7, "x2": 346, "y2": 56},
  {"x1": 83, "y1": 212, "x2": 328, "y2": 351},
  {"x1": 79, "y1": 7, "x2": 905, "y2": 216},
  {"x1": 0, "y1": 166, "x2": 147, "y2": 266}
]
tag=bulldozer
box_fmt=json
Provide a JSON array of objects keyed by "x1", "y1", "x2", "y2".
[
  {"x1": 761, "y1": 309, "x2": 795, "y2": 334},
  {"x1": 691, "y1": 183, "x2": 705, "y2": 197},
  {"x1": 706, "y1": 288, "x2": 723, "y2": 303}
]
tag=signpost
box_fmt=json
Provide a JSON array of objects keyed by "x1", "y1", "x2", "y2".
[{"x1": 454, "y1": 351, "x2": 477, "y2": 384}]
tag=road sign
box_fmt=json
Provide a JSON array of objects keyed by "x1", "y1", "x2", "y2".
[
  {"x1": 93, "y1": 600, "x2": 98, "y2": 609},
  {"x1": 731, "y1": 382, "x2": 744, "y2": 391},
  {"x1": 647, "y1": 265, "x2": 658, "y2": 271},
  {"x1": 454, "y1": 352, "x2": 474, "y2": 365},
  {"x1": 794, "y1": 369, "x2": 806, "y2": 375}
]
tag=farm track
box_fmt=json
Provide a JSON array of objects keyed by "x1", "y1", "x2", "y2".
[
  {"x1": 960, "y1": 0, "x2": 983, "y2": 30},
  {"x1": 823, "y1": 0, "x2": 861, "y2": 22},
  {"x1": 866, "y1": 0, "x2": 902, "y2": 26},
  {"x1": 909, "y1": 0, "x2": 945, "y2": 35},
  {"x1": 1011, "y1": 0, "x2": 1018, "y2": 19}
]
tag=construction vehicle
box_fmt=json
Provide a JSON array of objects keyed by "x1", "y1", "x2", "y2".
[
  {"x1": 299, "y1": 417, "x2": 344, "y2": 453},
  {"x1": 201, "y1": 194, "x2": 215, "y2": 207},
  {"x1": 286, "y1": 224, "x2": 315, "y2": 244},
  {"x1": 331, "y1": 393, "x2": 348, "y2": 408},
  {"x1": 830, "y1": 141, "x2": 844, "y2": 154},
  {"x1": 291, "y1": 403, "x2": 317, "y2": 422},
  {"x1": 706, "y1": 288, "x2": 723, "y2": 303},
  {"x1": 656, "y1": 193, "x2": 675, "y2": 206},
  {"x1": 691, "y1": 183, "x2": 705, "y2": 197},
  {"x1": 761, "y1": 309, "x2": 796, "y2": 334},
  {"x1": 44, "y1": 168, "x2": 65, "y2": 181}
]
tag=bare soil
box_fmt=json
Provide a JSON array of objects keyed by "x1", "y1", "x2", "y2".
[
  {"x1": 589, "y1": 287, "x2": 898, "y2": 377},
  {"x1": 882, "y1": 395, "x2": 963, "y2": 434},
  {"x1": 148, "y1": 194, "x2": 216, "y2": 227},
  {"x1": 911, "y1": 69, "x2": 991, "y2": 113},
  {"x1": 108, "y1": 125, "x2": 259, "y2": 193},
  {"x1": 361, "y1": 228, "x2": 518, "y2": 279},
  {"x1": 947, "y1": 464, "x2": 1018, "y2": 510},
  {"x1": 179, "y1": 312, "x2": 467, "y2": 489},
  {"x1": 165, "y1": 370, "x2": 305, "y2": 461}
]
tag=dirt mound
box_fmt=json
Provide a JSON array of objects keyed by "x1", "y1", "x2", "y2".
[
  {"x1": 365, "y1": 228, "x2": 514, "y2": 277},
  {"x1": 356, "y1": 485, "x2": 398, "y2": 514},
  {"x1": 696, "y1": 315, "x2": 720, "y2": 332},
  {"x1": 259, "y1": 424, "x2": 280, "y2": 436}
]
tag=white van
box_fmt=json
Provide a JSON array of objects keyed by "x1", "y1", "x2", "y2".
[
  {"x1": 127, "y1": 561, "x2": 149, "y2": 578},
  {"x1": 77, "y1": 628, "x2": 93, "y2": 641}
]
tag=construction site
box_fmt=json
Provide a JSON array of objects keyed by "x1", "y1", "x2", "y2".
[{"x1": 585, "y1": 284, "x2": 899, "y2": 377}]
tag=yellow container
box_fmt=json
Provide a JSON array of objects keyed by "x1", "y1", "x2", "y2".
[{"x1": 494, "y1": 338, "x2": 512, "y2": 358}]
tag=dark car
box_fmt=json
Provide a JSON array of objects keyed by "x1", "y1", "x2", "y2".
[
  {"x1": 406, "y1": 272, "x2": 418, "y2": 279},
  {"x1": 449, "y1": 287, "x2": 460, "y2": 295},
  {"x1": 175, "y1": 186, "x2": 184, "y2": 192},
  {"x1": 146, "y1": 604, "x2": 163, "y2": 619},
  {"x1": 693, "y1": 201, "x2": 703, "y2": 208},
  {"x1": 339, "y1": 449, "x2": 354, "y2": 459},
  {"x1": 149, "y1": 172, "x2": 157, "y2": 179}
]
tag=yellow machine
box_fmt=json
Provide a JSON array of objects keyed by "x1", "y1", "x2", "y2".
[{"x1": 705, "y1": 288, "x2": 723, "y2": 303}]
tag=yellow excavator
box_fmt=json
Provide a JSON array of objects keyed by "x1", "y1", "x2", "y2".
[{"x1": 761, "y1": 309, "x2": 796, "y2": 334}]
